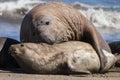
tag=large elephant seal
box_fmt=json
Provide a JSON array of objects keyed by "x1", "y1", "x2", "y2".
[
  {"x1": 0, "y1": 37, "x2": 20, "y2": 69},
  {"x1": 20, "y1": 2, "x2": 111, "y2": 73},
  {"x1": 10, "y1": 41, "x2": 116, "y2": 74}
]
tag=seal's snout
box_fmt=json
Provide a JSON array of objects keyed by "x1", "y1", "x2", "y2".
[
  {"x1": 9, "y1": 45, "x2": 17, "y2": 55},
  {"x1": 9, "y1": 45, "x2": 22, "y2": 56}
]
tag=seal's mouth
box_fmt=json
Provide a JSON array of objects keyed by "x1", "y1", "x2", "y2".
[
  {"x1": 9, "y1": 44, "x2": 24, "y2": 56},
  {"x1": 38, "y1": 33, "x2": 56, "y2": 45},
  {"x1": 9, "y1": 45, "x2": 18, "y2": 56}
]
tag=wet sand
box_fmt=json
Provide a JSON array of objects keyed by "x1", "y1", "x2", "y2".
[{"x1": 0, "y1": 67, "x2": 119, "y2": 80}]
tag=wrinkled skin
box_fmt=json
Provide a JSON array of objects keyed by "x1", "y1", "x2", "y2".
[
  {"x1": 0, "y1": 37, "x2": 20, "y2": 69},
  {"x1": 20, "y1": 2, "x2": 111, "y2": 73},
  {"x1": 10, "y1": 41, "x2": 116, "y2": 74}
]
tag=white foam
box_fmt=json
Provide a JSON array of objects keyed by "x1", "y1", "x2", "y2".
[
  {"x1": 73, "y1": 2, "x2": 120, "y2": 29},
  {"x1": 0, "y1": 0, "x2": 45, "y2": 12},
  {"x1": 0, "y1": 0, "x2": 46, "y2": 21},
  {"x1": 0, "y1": 1, "x2": 120, "y2": 29},
  {"x1": 80, "y1": 9, "x2": 120, "y2": 29}
]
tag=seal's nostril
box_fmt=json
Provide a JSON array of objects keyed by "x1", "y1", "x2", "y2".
[{"x1": 9, "y1": 47, "x2": 17, "y2": 55}]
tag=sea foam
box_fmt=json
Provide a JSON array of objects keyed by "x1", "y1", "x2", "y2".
[
  {"x1": 81, "y1": 9, "x2": 120, "y2": 29},
  {"x1": 73, "y1": 2, "x2": 120, "y2": 29},
  {"x1": 0, "y1": 0, "x2": 45, "y2": 11},
  {"x1": 0, "y1": 0, "x2": 120, "y2": 29}
]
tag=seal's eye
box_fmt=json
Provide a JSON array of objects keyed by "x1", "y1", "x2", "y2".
[
  {"x1": 20, "y1": 44, "x2": 24, "y2": 47},
  {"x1": 33, "y1": 15, "x2": 51, "y2": 26},
  {"x1": 45, "y1": 21, "x2": 50, "y2": 25}
]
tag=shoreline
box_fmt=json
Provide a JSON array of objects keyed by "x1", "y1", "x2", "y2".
[{"x1": 0, "y1": 67, "x2": 119, "y2": 80}]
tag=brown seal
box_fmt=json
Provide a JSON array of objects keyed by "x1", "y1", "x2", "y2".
[
  {"x1": 20, "y1": 2, "x2": 111, "y2": 73},
  {"x1": 0, "y1": 37, "x2": 20, "y2": 69},
  {"x1": 10, "y1": 41, "x2": 116, "y2": 74}
]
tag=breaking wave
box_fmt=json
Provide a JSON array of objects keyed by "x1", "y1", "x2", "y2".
[
  {"x1": 73, "y1": 2, "x2": 120, "y2": 29},
  {"x1": 0, "y1": 0, "x2": 120, "y2": 29}
]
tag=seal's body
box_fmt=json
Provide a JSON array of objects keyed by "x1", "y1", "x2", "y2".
[
  {"x1": 20, "y1": 2, "x2": 111, "y2": 72},
  {"x1": 0, "y1": 37, "x2": 19, "y2": 68},
  {"x1": 10, "y1": 41, "x2": 116, "y2": 74}
]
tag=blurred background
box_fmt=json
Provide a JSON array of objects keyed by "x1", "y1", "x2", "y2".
[{"x1": 0, "y1": 0, "x2": 120, "y2": 42}]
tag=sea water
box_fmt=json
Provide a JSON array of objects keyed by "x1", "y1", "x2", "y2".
[{"x1": 0, "y1": 0, "x2": 120, "y2": 42}]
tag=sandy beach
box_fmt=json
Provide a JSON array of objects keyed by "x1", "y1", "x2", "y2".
[{"x1": 0, "y1": 67, "x2": 119, "y2": 80}]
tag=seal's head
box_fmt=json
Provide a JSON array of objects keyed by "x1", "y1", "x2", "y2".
[
  {"x1": 32, "y1": 14, "x2": 67, "y2": 44},
  {"x1": 9, "y1": 43, "x2": 42, "y2": 73},
  {"x1": 10, "y1": 43, "x2": 38, "y2": 59}
]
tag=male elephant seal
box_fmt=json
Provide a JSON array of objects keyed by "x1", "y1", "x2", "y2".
[
  {"x1": 10, "y1": 41, "x2": 116, "y2": 74},
  {"x1": 20, "y1": 2, "x2": 111, "y2": 73},
  {"x1": 0, "y1": 37, "x2": 19, "y2": 68}
]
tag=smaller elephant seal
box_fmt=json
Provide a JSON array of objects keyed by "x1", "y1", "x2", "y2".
[
  {"x1": 0, "y1": 37, "x2": 20, "y2": 69},
  {"x1": 10, "y1": 41, "x2": 116, "y2": 74},
  {"x1": 20, "y1": 2, "x2": 111, "y2": 73},
  {"x1": 109, "y1": 41, "x2": 120, "y2": 67}
]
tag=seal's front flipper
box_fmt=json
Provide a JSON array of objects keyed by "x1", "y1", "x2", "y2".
[
  {"x1": 101, "y1": 49, "x2": 117, "y2": 72},
  {"x1": 83, "y1": 20, "x2": 111, "y2": 73}
]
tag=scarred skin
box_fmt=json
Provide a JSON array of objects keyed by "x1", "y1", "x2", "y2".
[
  {"x1": 20, "y1": 2, "x2": 111, "y2": 73},
  {"x1": 10, "y1": 41, "x2": 116, "y2": 74}
]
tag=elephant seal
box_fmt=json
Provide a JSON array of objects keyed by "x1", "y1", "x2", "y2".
[
  {"x1": 109, "y1": 41, "x2": 120, "y2": 67},
  {"x1": 10, "y1": 41, "x2": 116, "y2": 74},
  {"x1": 0, "y1": 37, "x2": 20, "y2": 69},
  {"x1": 20, "y1": 2, "x2": 111, "y2": 73}
]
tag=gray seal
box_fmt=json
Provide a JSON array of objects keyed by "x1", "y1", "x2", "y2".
[{"x1": 10, "y1": 41, "x2": 116, "y2": 74}]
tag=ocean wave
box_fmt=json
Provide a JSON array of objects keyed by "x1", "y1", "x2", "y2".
[
  {"x1": 72, "y1": 2, "x2": 120, "y2": 11},
  {"x1": 0, "y1": 0, "x2": 45, "y2": 11},
  {"x1": 73, "y1": 2, "x2": 120, "y2": 29},
  {"x1": 81, "y1": 9, "x2": 120, "y2": 29},
  {"x1": 0, "y1": 0, "x2": 45, "y2": 22},
  {"x1": 0, "y1": 1, "x2": 120, "y2": 29}
]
